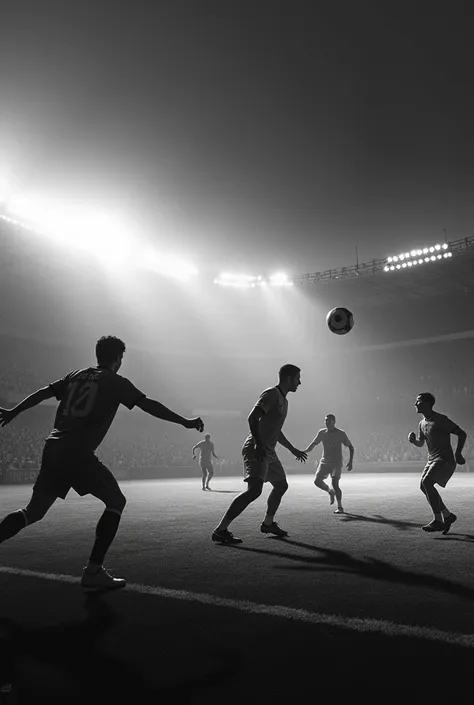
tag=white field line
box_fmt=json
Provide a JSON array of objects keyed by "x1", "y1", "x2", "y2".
[{"x1": 1, "y1": 565, "x2": 473, "y2": 648}]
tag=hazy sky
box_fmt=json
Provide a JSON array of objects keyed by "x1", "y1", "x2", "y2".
[{"x1": 1, "y1": 0, "x2": 473, "y2": 275}]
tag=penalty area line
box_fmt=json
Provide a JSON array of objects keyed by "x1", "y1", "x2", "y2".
[{"x1": 1, "y1": 565, "x2": 473, "y2": 648}]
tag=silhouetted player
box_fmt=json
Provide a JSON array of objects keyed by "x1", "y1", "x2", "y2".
[
  {"x1": 304, "y1": 414, "x2": 354, "y2": 514},
  {"x1": 0, "y1": 336, "x2": 204, "y2": 591},
  {"x1": 408, "y1": 392, "x2": 466, "y2": 533},
  {"x1": 212, "y1": 364, "x2": 307, "y2": 544},
  {"x1": 192, "y1": 433, "x2": 219, "y2": 490}
]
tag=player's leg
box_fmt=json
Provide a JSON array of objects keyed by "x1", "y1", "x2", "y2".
[
  {"x1": 332, "y1": 474, "x2": 343, "y2": 513},
  {"x1": 314, "y1": 463, "x2": 335, "y2": 504},
  {"x1": 205, "y1": 463, "x2": 214, "y2": 489},
  {"x1": 78, "y1": 460, "x2": 127, "y2": 591},
  {"x1": 421, "y1": 461, "x2": 457, "y2": 533},
  {"x1": 0, "y1": 488, "x2": 57, "y2": 543},
  {"x1": 201, "y1": 465, "x2": 207, "y2": 490},
  {"x1": 212, "y1": 442, "x2": 267, "y2": 544},
  {"x1": 213, "y1": 478, "x2": 263, "y2": 534},
  {"x1": 261, "y1": 472, "x2": 289, "y2": 536}
]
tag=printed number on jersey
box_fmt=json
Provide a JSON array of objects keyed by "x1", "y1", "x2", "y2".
[{"x1": 63, "y1": 381, "x2": 99, "y2": 418}]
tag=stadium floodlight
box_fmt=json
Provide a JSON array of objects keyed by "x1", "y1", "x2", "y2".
[{"x1": 384, "y1": 238, "x2": 453, "y2": 273}]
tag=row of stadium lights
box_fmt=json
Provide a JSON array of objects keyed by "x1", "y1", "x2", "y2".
[{"x1": 384, "y1": 243, "x2": 451, "y2": 272}]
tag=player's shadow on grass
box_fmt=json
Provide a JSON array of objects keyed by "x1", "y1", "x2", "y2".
[
  {"x1": 206, "y1": 489, "x2": 241, "y2": 494},
  {"x1": 0, "y1": 592, "x2": 240, "y2": 699},
  {"x1": 337, "y1": 513, "x2": 421, "y2": 531},
  {"x1": 229, "y1": 539, "x2": 474, "y2": 601},
  {"x1": 433, "y1": 533, "x2": 474, "y2": 542}
]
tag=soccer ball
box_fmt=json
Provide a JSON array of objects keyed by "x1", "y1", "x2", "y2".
[{"x1": 326, "y1": 307, "x2": 354, "y2": 335}]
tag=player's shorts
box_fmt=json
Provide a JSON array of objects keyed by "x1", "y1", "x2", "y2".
[
  {"x1": 242, "y1": 440, "x2": 286, "y2": 484},
  {"x1": 315, "y1": 462, "x2": 342, "y2": 481},
  {"x1": 33, "y1": 442, "x2": 122, "y2": 500},
  {"x1": 200, "y1": 461, "x2": 214, "y2": 472},
  {"x1": 421, "y1": 458, "x2": 456, "y2": 488}
]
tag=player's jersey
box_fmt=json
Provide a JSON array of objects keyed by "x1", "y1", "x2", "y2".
[
  {"x1": 313, "y1": 428, "x2": 351, "y2": 466},
  {"x1": 46, "y1": 367, "x2": 145, "y2": 452},
  {"x1": 243, "y1": 386, "x2": 288, "y2": 453},
  {"x1": 419, "y1": 413, "x2": 460, "y2": 463},
  {"x1": 195, "y1": 440, "x2": 214, "y2": 463}
]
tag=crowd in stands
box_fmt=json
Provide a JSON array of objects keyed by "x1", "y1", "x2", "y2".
[{"x1": 2, "y1": 338, "x2": 474, "y2": 475}]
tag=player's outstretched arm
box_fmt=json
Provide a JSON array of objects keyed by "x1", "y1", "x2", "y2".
[
  {"x1": 278, "y1": 432, "x2": 307, "y2": 462},
  {"x1": 0, "y1": 386, "x2": 55, "y2": 427},
  {"x1": 303, "y1": 432, "x2": 322, "y2": 454},
  {"x1": 136, "y1": 398, "x2": 204, "y2": 432}
]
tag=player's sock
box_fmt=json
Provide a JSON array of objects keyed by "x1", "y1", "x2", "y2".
[
  {"x1": 441, "y1": 508, "x2": 451, "y2": 519},
  {"x1": 263, "y1": 514, "x2": 274, "y2": 526},
  {"x1": 85, "y1": 561, "x2": 102, "y2": 574},
  {"x1": 433, "y1": 512, "x2": 442, "y2": 522},
  {"x1": 89, "y1": 508, "x2": 122, "y2": 566},
  {"x1": 0, "y1": 509, "x2": 28, "y2": 543},
  {"x1": 215, "y1": 519, "x2": 230, "y2": 532}
]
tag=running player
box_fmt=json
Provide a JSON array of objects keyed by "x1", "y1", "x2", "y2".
[
  {"x1": 304, "y1": 414, "x2": 354, "y2": 514},
  {"x1": 192, "y1": 433, "x2": 219, "y2": 490},
  {"x1": 0, "y1": 336, "x2": 204, "y2": 590},
  {"x1": 212, "y1": 364, "x2": 307, "y2": 544},
  {"x1": 408, "y1": 392, "x2": 466, "y2": 533}
]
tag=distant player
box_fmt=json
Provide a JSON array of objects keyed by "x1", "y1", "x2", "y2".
[
  {"x1": 212, "y1": 364, "x2": 307, "y2": 544},
  {"x1": 0, "y1": 336, "x2": 204, "y2": 591},
  {"x1": 304, "y1": 414, "x2": 354, "y2": 514},
  {"x1": 192, "y1": 433, "x2": 219, "y2": 490},
  {"x1": 408, "y1": 392, "x2": 466, "y2": 533}
]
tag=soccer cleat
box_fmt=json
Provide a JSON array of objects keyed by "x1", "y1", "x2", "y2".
[
  {"x1": 81, "y1": 566, "x2": 126, "y2": 592},
  {"x1": 260, "y1": 522, "x2": 288, "y2": 537},
  {"x1": 334, "y1": 507, "x2": 344, "y2": 514},
  {"x1": 211, "y1": 528, "x2": 243, "y2": 544},
  {"x1": 328, "y1": 489, "x2": 336, "y2": 505},
  {"x1": 442, "y1": 513, "x2": 457, "y2": 535},
  {"x1": 421, "y1": 520, "x2": 444, "y2": 532}
]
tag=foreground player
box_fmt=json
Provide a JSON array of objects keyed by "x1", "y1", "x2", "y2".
[
  {"x1": 408, "y1": 392, "x2": 466, "y2": 533},
  {"x1": 192, "y1": 433, "x2": 219, "y2": 490},
  {"x1": 0, "y1": 336, "x2": 204, "y2": 591},
  {"x1": 304, "y1": 414, "x2": 354, "y2": 513},
  {"x1": 212, "y1": 364, "x2": 307, "y2": 544}
]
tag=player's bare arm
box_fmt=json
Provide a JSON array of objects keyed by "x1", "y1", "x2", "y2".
[
  {"x1": 278, "y1": 431, "x2": 307, "y2": 462},
  {"x1": 347, "y1": 443, "x2": 355, "y2": 470},
  {"x1": 136, "y1": 397, "x2": 204, "y2": 432},
  {"x1": 453, "y1": 427, "x2": 467, "y2": 464},
  {"x1": 192, "y1": 443, "x2": 199, "y2": 458},
  {"x1": 0, "y1": 386, "x2": 56, "y2": 427},
  {"x1": 248, "y1": 406, "x2": 266, "y2": 460},
  {"x1": 408, "y1": 431, "x2": 425, "y2": 447},
  {"x1": 303, "y1": 432, "x2": 322, "y2": 454}
]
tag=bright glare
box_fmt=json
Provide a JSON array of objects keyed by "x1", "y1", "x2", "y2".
[
  {"x1": 7, "y1": 194, "x2": 135, "y2": 269},
  {"x1": 269, "y1": 272, "x2": 292, "y2": 287},
  {"x1": 0, "y1": 176, "x2": 11, "y2": 205},
  {"x1": 137, "y1": 246, "x2": 199, "y2": 281}
]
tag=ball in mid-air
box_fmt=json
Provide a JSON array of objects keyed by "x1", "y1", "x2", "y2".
[{"x1": 326, "y1": 307, "x2": 354, "y2": 335}]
